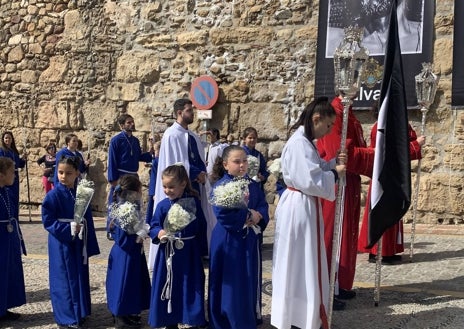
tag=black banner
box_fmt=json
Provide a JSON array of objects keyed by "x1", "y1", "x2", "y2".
[
  {"x1": 315, "y1": 0, "x2": 435, "y2": 109},
  {"x1": 452, "y1": 0, "x2": 464, "y2": 108}
]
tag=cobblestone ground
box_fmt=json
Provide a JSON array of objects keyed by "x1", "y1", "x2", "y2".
[{"x1": 3, "y1": 211, "x2": 464, "y2": 329}]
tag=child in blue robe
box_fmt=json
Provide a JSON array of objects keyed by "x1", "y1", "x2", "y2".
[
  {"x1": 42, "y1": 156, "x2": 100, "y2": 329},
  {"x1": 0, "y1": 157, "x2": 26, "y2": 322},
  {"x1": 209, "y1": 145, "x2": 269, "y2": 329},
  {"x1": 241, "y1": 127, "x2": 270, "y2": 190},
  {"x1": 106, "y1": 175, "x2": 151, "y2": 328},
  {"x1": 53, "y1": 134, "x2": 88, "y2": 185},
  {"x1": 148, "y1": 164, "x2": 208, "y2": 329},
  {"x1": 0, "y1": 132, "x2": 26, "y2": 219}
]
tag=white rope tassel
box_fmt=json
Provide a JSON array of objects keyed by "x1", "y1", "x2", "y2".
[{"x1": 161, "y1": 237, "x2": 176, "y2": 314}]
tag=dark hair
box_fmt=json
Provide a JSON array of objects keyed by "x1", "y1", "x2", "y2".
[
  {"x1": 58, "y1": 155, "x2": 81, "y2": 171},
  {"x1": 45, "y1": 142, "x2": 57, "y2": 151},
  {"x1": 0, "y1": 156, "x2": 15, "y2": 174},
  {"x1": 1, "y1": 131, "x2": 20, "y2": 154},
  {"x1": 77, "y1": 139, "x2": 83, "y2": 150},
  {"x1": 289, "y1": 97, "x2": 335, "y2": 140},
  {"x1": 211, "y1": 128, "x2": 220, "y2": 141},
  {"x1": 162, "y1": 164, "x2": 199, "y2": 199},
  {"x1": 112, "y1": 175, "x2": 142, "y2": 203},
  {"x1": 173, "y1": 99, "x2": 193, "y2": 116},
  {"x1": 117, "y1": 114, "x2": 134, "y2": 126},
  {"x1": 210, "y1": 145, "x2": 245, "y2": 182},
  {"x1": 65, "y1": 133, "x2": 78, "y2": 145},
  {"x1": 242, "y1": 127, "x2": 257, "y2": 140}
]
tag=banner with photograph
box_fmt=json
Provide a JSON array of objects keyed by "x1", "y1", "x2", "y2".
[
  {"x1": 452, "y1": 0, "x2": 464, "y2": 108},
  {"x1": 314, "y1": 0, "x2": 435, "y2": 109}
]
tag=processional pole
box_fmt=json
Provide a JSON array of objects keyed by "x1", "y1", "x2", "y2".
[
  {"x1": 410, "y1": 63, "x2": 438, "y2": 261},
  {"x1": 328, "y1": 26, "x2": 369, "y2": 328},
  {"x1": 22, "y1": 119, "x2": 32, "y2": 222}
]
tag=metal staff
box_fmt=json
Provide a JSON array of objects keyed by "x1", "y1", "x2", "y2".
[
  {"x1": 410, "y1": 63, "x2": 438, "y2": 261},
  {"x1": 373, "y1": 238, "x2": 383, "y2": 306},
  {"x1": 327, "y1": 96, "x2": 349, "y2": 325},
  {"x1": 22, "y1": 126, "x2": 32, "y2": 222},
  {"x1": 328, "y1": 26, "x2": 369, "y2": 328}
]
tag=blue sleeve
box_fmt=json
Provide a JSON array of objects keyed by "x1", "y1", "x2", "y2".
[
  {"x1": 77, "y1": 152, "x2": 86, "y2": 174},
  {"x1": 16, "y1": 154, "x2": 26, "y2": 169},
  {"x1": 53, "y1": 149, "x2": 64, "y2": 184},
  {"x1": 213, "y1": 205, "x2": 248, "y2": 233},
  {"x1": 189, "y1": 165, "x2": 203, "y2": 183},
  {"x1": 41, "y1": 194, "x2": 74, "y2": 243},
  {"x1": 139, "y1": 152, "x2": 153, "y2": 163},
  {"x1": 107, "y1": 137, "x2": 119, "y2": 183},
  {"x1": 249, "y1": 181, "x2": 270, "y2": 232},
  {"x1": 83, "y1": 207, "x2": 100, "y2": 257},
  {"x1": 112, "y1": 224, "x2": 139, "y2": 253},
  {"x1": 258, "y1": 152, "x2": 270, "y2": 182},
  {"x1": 149, "y1": 199, "x2": 169, "y2": 244},
  {"x1": 148, "y1": 157, "x2": 158, "y2": 195},
  {"x1": 194, "y1": 198, "x2": 208, "y2": 256}
]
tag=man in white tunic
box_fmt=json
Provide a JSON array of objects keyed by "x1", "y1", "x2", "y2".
[
  {"x1": 147, "y1": 98, "x2": 216, "y2": 270},
  {"x1": 271, "y1": 98, "x2": 346, "y2": 329}
]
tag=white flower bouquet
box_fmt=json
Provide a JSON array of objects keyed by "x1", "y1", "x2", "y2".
[
  {"x1": 164, "y1": 197, "x2": 197, "y2": 235},
  {"x1": 247, "y1": 155, "x2": 260, "y2": 182},
  {"x1": 74, "y1": 178, "x2": 95, "y2": 224},
  {"x1": 109, "y1": 201, "x2": 149, "y2": 240},
  {"x1": 268, "y1": 158, "x2": 282, "y2": 177},
  {"x1": 210, "y1": 177, "x2": 250, "y2": 209}
]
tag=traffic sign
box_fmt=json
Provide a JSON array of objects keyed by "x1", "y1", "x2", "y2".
[{"x1": 190, "y1": 75, "x2": 219, "y2": 110}]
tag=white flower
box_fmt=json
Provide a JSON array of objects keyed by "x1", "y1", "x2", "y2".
[
  {"x1": 109, "y1": 201, "x2": 146, "y2": 235},
  {"x1": 247, "y1": 155, "x2": 260, "y2": 182},
  {"x1": 74, "y1": 178, "x2": 95, "y2": 224},
  {"x1": 210, "y1": 178, "x2": 250, "y2": 209},
  {"x1": 268, "y1": 158, "x2": 282, "y2": 176},
  {"x1": 164, "y1": 198, "x2": 197, "y2": 234}
]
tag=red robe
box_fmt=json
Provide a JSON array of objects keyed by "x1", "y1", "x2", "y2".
[
  {"x1": 358, "y1": 123, "x2": 422, "y2": 256},
  {"x1": 317, "y1": 96, "x2": 374, "y2": 291}
]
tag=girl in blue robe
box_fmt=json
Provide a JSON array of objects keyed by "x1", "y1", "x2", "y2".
[
  {"x1": 42, "y1": 156, "x2": 100, "y2": 329},
  {"x1": 106, "y1": 175, "x2": 151, "y2": 328},
  {"x1": 53, "y1": 134, "x2": 88, "y2": 185},
  {"x1": 0, "y1": 132, "x2": 26, "y2": 219},
  {"x1": 242, "y1": 127, "x2": 270, "y2": 189},
  {"x1": 0, "y1": 157, "x2": 26, "y2": 322},
  {"x1": 148, "y1": 164, "x2": 208, "y2": 329},
  {"x1": 209, "y1": 145, "x2": 269, "y2": 329}
]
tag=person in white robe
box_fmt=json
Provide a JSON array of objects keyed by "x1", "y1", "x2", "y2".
[
  {"x1": 147, "y1": 99, "x2": 216, "y2": 270},
  {"x1": 271, "y1": 97, "x2": 346, "y2": 329}
]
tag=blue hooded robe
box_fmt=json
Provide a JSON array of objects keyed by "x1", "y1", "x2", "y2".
[
  {"x1": 42, "y1": 183, "x2": 100, "y2": 326},
  {"x1": 0, "y1": 185, "x2": 26, "y2": 317},
  {"x1": 208, "y1": 174, "x2": 269, "y2": 329},
  {"x1": 148, "y1": 195, "x2": 208, "y2": 328},
  {"x1": 106, "y1": 204, "x2": 151, "y2": 316}
]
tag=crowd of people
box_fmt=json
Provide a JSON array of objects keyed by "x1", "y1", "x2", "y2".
[{"x1": 0, "y1": 95, "x2": 424, "y2": 329}]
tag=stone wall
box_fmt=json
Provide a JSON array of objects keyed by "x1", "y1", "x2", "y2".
[{"x1": 0, "y1": 0, "x2": 462, "y2": 224}]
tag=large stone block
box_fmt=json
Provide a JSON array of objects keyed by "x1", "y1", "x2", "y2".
[
  {"x1": 34, "y1": 101, "x2": 68, "y2": 129},
  {"x1": 39, "y1": 56, "x2": 68, "y2": 83},
  {"x1": 106, "y1": 82, "x2": 142, "y2": 102},
  {"x1": 115, "y1": 51, "x2": 160, "y2": 84}
]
